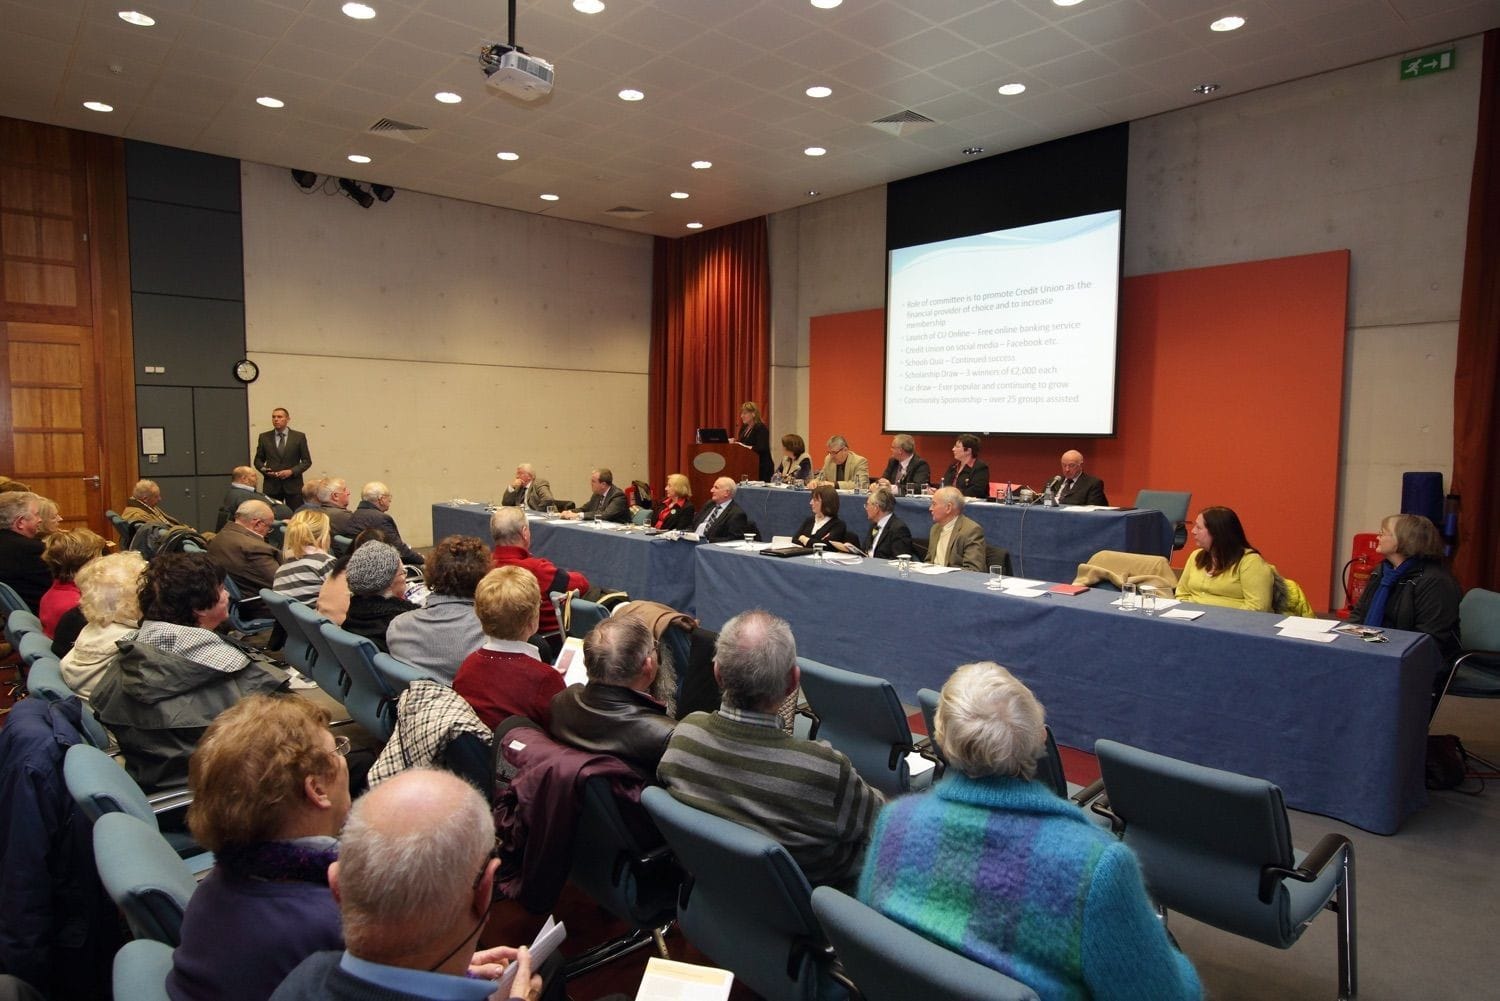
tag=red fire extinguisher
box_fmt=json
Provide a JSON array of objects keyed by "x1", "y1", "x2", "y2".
[{"x1": 1339, "y1": 533, "x2": 1382, "y2": 619}]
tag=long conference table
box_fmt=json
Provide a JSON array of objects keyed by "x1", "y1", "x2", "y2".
[
  {"x1": 733, "y1": 484, "x2": 1173, "y2": 583},
  {"x1": 432, "y1": 502, "x2": 1432, "y2": 833}
]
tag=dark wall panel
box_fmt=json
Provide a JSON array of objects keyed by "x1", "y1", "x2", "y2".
[
  {"x1": 125, "y1": 141, "x2": 240, "y2": 213},
  {"x1": 132, "y1": 293, "x2": 245, "y2": 388},
  {"x1": 150, "y1": 475, "x2": 201, "y2": 527},
  {"x1": 194, "y1": 387, "x2": 250, "y2": 474},
  {"x1": 127, "y1": 200, "x2": 244, "y2": 300},
  {"x1": 135, "y1": 386, "x2": 195, "y2": 477}
]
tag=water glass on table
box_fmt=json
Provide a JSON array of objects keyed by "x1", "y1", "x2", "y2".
[
  {"x1": 1120, "y1": 582, "x2": 1139, "y2": 611},
  {"x1": 896, "y1": 554, "x2": 912, "y2": 577},
  {"x1": 987, "y1": 564, "x2": 1006, "y2": 591}
]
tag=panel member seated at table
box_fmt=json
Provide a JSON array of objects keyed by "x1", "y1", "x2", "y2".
[
  {"x1": 653, "y1": 473, "x2": 696, "y2": 531},
  {"x1": 453, "y1": 566, "x2": 564, "y2": 730},
  {"x1": 550, "y1": 615, "x2": 678, "y2": 777},
  {"x1": 692, "y1": 477, "x2": 753, "y2": 542},
  {"x1": 927, "y1": 487, "x2": 986, "y2": 572},
  {"x1": 794, "y1": 483, "x2": 849, "y2": 548},
  {"x1": 1055, "y1": 450, "x2": 1109, "y2": 506},
  {"x1": 859, "y1": 661, "x2": 1202, "y2": 1001},
  {"x1": 777, "y1": 433, "x2": 813, "y2": 483},
  {"x1": 835, "y1": 486, "x2": 913, "y2": 558},
  {"x1": 1174, "y1": 506, "x2": 1273, "y2": 611},
  {"x1": 940, "y1": 434, "x2": 990, "y2": 499},
  {"x1": 489, "y1": 507, "x2": 589, "y2": 649},
  {"x1": 814, "y1": 435, "x2": 870, "y2": 491},
  {"x1": 502, "y1": 463, "x2": 555, "y2": 512},
  {"x1": 561, "y1": 468, "x2": 630, "y2": 523},
  {"x1": 877, "y1": 434, "x2": 931, "y2": 492},
  {"x1": 1350, "y1": 513, "x2": 1462, "y2": 664}
]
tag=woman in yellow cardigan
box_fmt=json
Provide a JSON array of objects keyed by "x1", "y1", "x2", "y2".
[{"x1": 1175, "y1": 506, "x2": 1274, "y2": 611}]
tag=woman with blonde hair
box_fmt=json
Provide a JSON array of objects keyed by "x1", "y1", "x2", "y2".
[
  {"x1": 1351, "y1": 513, "x2": 1461, "y2": 664},
  {"x1": 34, "y1": 496, "x2": 63, "y2": 537},
  {"x1": 732, "y1": 401, "x2": 774, "y2": 481},
  {"x1": 168, "y1": 694, "x2": 350, "y2": 1001},
  {"x1": 273, "y1": 509, "x2": 335, "y2": 605},
  {"x1": 38, "y1": 527, "x2": 106, "y2": 637},
  {"x1": 653, "y1": 473, "x2": 695, "y2": 531},
  {"x1": 58, "y1": 550, "x2": 145, "y2": 698}
]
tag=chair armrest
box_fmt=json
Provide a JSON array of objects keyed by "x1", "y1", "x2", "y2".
[
  {"x1": 1071, "y1": 777, "x2": 1106, "y2": 808},
  {"x1": 1259, "y1": 833, "x2": 1352, "y2": 904},
  {"x1": 1089, "y1": 792, "x2": 1125, "y2": 834},
  {"x1": 795, "y1": 699, "x2": 820, "y2": 739},
  {"x1": 147, "y1": 787, "x2": 194, "y2": 815},
  {"x1": 911, "y1": 736, "x2": 946, "y2": 779}
]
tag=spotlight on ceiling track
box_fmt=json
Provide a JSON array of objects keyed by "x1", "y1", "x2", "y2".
[
  {"x1": 370, "y1": 183, "x2": 395, "y2": 203},
  {"x1": 291, "y1": 169, "x2": 319, "y2": 189},
  {"x1": 339, "y1": 178, "x2": 374, "y2": 208}
]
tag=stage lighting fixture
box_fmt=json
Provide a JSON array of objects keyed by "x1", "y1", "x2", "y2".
[
  {"x1": 370, "y1": 183, "x2": 395, "y2": 202},
  {"x1": 339, "y1": 178, "x2": 374, "y2": 208},
  {"x1": 291, "y1": 169, "x2": 318, "y2": 189}
]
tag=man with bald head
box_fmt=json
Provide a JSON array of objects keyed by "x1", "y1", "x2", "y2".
[
  {"x1": 347, "y1": 482, "x2": 424, "y2": 566},
  {"x1": 690, "y1": 477, "x2": 752, "y2": 542},
  {"x1": 926, "y1": 486, "x2": 986, "y2": 572},
  {"x1": 207, "y1": 498, "x2": 282, "y2": 615},
  {"x1": 216, "y1": 465, "x2": 291, "y2": 531},
  {"x1": 120, "y1": 478, "x2": 190, "y2": 529},
  {"x1": 1054, "y1": 449, "x2": 1109, "y2": 506},
  {"x1": 501, "y1": 463, "x2": 555, "y2": 512},
  {"x1": 271, "y1": 769, "x2": 547, "y2": 1001}
]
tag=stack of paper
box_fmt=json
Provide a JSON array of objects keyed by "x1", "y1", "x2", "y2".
[
  {"x1": 637, "y1": 958, "x2": 735, "y2": 1001},
  {"x1": 494, "y1": 916, "x2": 567, "y2": 997},
  {"x1": 1274, "y1": 617, "x2": 1339, "y2": 643}
]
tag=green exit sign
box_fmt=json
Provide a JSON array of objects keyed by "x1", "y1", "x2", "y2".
[{"x1": 1399, "y1": 49, "x2": 1455, "y2": 80}]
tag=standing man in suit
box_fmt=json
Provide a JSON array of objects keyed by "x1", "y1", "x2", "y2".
[
  {"x1": 206, "y1": 499, "x2": 281, "y2": 615},
  {"x1": 815, "y1": 435, "x2": 870, "y2": 491},
  {"x1": 217, "y1": 467, "x2": 291, "y2": 531},
  {"x1": 876, "y1": 434, "x2": 931, "y2": 493},
  {"x1": 1053, "y1": 450, "x2": 1109, "y2": 506},
  {"x1": 561, "y1": 469, "x2": 629, "y2": 523},
  {"x1": 253, "y1": 407, "x2": 312, "y2": 511},
  {"x1": 927, "y1": 487, "x2": 986, "y2": 572},
  {"x1": 501, "y1": 464, "x2": 555, "y2": 512},
  {"x1": 692, "y1": 477, "x2": 752, "y2": 542},
  {"x1": 861, "y1": 486, "x2": 914, "y2": 558}
]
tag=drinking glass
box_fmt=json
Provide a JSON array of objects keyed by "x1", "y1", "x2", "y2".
[
  {"x1": 987, "y1": 564, "x2": 1006, "y2": 590},
  {"x1": 896, "y1": 554, "x2": 912, "y2": 577},
  {"x1": 813, "y1": 542, "x2": 826, "y2": 562},
  {"x1": 1140, "y1": 586, "x2": 1159, "y2": 615},
  {"x1": 743, "y1": 533, "x2": 755, "y2": 549},
  {"x1": 545, "y1": 504, "x2": 558, "y2": 520},
  {"x1": 1120, "y1": 582, "x2": 1139, "y2": 611}
]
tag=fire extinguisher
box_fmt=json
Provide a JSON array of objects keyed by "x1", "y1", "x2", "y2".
[{"x1": 1339, "y1": 533, "x2": 1382, "y2": 619}]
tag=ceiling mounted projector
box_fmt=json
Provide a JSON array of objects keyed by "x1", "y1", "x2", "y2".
[{"x1": 481, "y1": 44, "x2": 554, "y2": 101}]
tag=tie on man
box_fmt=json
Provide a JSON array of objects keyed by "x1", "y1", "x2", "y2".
[
  {"x1": 701, "y1": 504, "x2": 722, "y2": 536},
  {"x1": 277, "y1": 430, "x2": 286, "y2": 452},
  {"x1": 867, "y1": 522, "x2": 882, "y2": 555}
]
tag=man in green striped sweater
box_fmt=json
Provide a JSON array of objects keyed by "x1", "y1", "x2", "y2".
[{"x1": 657, "y1": 610, "x2": 882, "y2": 892}]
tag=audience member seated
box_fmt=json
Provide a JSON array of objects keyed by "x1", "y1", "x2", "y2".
[
  {"x1": 653, "y1": 473, "x2": 695, "y2": 531},
  {"x1": 658, "y1": 610, "x2": 880, "y2": 891},
  {"x1": 339, "y1": 542, "x2": 417, "y2": 654},
  {"x1": 561, "y1": 467, "x2": 630, "y2": 523},
  {"x1": 270, "y1": 769, "x2": 550, "y2": 1001},
  {"x1": 305, "y1": 476, "x2": 354, "y2": 537},
  {"x1": 59, "y1": 551, "x2": 145, "y2": 699},
  {"x1": 120, "y1": 478, "x2": 191, "y2": 529},
  {"x1": 346, "y1": 481, "x2": 424, "y2": 566},
  {"x1": 35, "y1": 495, "x2": 63, "y2": 537},
  {"x1": 39, "y1": 527, "x2": 105, "y2": 637},
  {"x1": 793, "y1": 483, "x2": 849, "y2": 548},
  {"x1": 690, "y1": 477, "x2": 752, "y2": 542},
  {"x1": 550, "y1": 616, "x2": 677, "y2": 776},
  {"x1": 489, "y1": 507, "x2": 589, "y2": 647},
  {"x1": 167, "y1": 695, "x2": 350, "y2": 1001},
  {"x1": 207, "y1": 499, "x2": 283, "y2": 617},
  {"x1": 777, "y1": 432, "x2": 813, "y2": 483},
  {"x1": 815, "y1": 435, "x2": 870, "y2": 491},
  {"x1": 940, "y1": 433, "x2": 990, "y2": 499},
  {"x1": 927, "y1": 487, "x2": 986, "y2": 571},
  {"x1": 387, "y1": 536, "x2": 490, "y2": 683},
  {"x1": 502, "y1": 463, "x2": 555, "y2": 512},
  {"x1": 0, "y1": 490, "x2": 49, "y2": 613},
  {"x1": 859, "y1": 661, "x2": 1202, "y2": 1000},
  {"x1": 317, "y1": 528, "x2": 385, "y2": 626},
  {"x1": 454, "y1": 566, "x2": 563, "y2": 729},
  {"x1": 90, "y1": 552, "x2": 287, "y2": 790},
  {"x1": 1175, "y1": 506, "x2": 1274, "y2": 611},
  {"x1": 273, "y1": 510, "x2": 335, "y2": 605},
  {"x1": 1352, "y1": 513, "x2": 1462, "y2": 666},
  {"x1": 216, "y1": 466, "x2": 292, "y2": 531}
]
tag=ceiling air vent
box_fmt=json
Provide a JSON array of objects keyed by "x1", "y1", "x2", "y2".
[
  {"x1": 367, "y1": 118, "x2": 429, "y2": 142},
  {"x1": 870, "y1": 109, "x2": 936, "y2": 137},
  {"x1": 604, "y1": 206, "x2": 652, "y2": 220}
]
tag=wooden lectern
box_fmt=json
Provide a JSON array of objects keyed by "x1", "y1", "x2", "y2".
[{"x1": 689, "y1": 443, "x2": 760, "y2": 504}]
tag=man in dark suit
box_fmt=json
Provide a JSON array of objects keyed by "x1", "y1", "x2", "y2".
[
  {"x1": 562, "y1": 468, "x2": 629, "y2": 523},
  {"x1": 692, "y1": 477, "x2": 752, "y2": 542},
  {"x1": 206, "y1": 498, "x2": 281, "y2": 615},
  {"x1": 253, "y1": 407, "x2": 312, "y2": 510},
  {"x1": 0, "y1": 491, "x2": 49, "y2": 613},
  {"x1": 1054, "y1": 450, "x2": 1109, "y2": 506},
  {"x1": 876, "y1": 434, "x2": 931, "y2": 493},
  {"x1": 216, "y1": 466, "x2": 292, "y2": 531},
  {"x1": 860, "y1": 486, "x2": 914, "y2": 558},
  {"x1": 346, "y1": 482, "x2": 424, "y2": 565}
]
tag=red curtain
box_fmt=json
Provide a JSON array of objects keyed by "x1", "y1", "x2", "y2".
[
  {"x1": 1452, "y1": 30, "x2": 1500, "y2": 591},
  {"x1": 649, "y1": 217, "x2": 770, "y2": 491}
]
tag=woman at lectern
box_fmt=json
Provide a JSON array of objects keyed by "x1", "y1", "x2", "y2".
[
  {"x1": 654, "y1": 474, "x2": 696, "y2": 532},
  {"x1": 1174, "y1": 506, "x2": 1274, "y2": 611},
  {"x1": 732, "y1": 401, "x2": 774, "y2": 481},
  {"x1": 777, "y1": 433, "x2": 813, "y2": 482},
  {"x1": 940, "y1": 434, "x2": 991, "y2": 499},
  {"x1": 794, "y1": 484, "x2": 849, "y2": 548}
]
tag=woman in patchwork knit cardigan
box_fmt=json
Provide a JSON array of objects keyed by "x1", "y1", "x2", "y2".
[{"x1": 858, "y1": 662, "x2": 1202, "y2": 1001}]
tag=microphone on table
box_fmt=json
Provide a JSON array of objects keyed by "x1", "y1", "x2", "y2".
[{"x1": 1043, "y1": 475, "x2": 1063, "y2": 501}]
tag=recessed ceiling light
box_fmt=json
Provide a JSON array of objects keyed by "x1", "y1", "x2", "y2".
[
  {"x1": 1210, "y1": 15, "x2": 1245, "y2": 32},
  {"x1": 434, "y1": 91, "x2": 462, "y2": 104},
  {"x1": 496, "y1": 151, "x2": 520, "y2": 161},
  {"x1": 807, "y1": 190, "x2": 819, "y2": 197},
  {"x1": 691, "y1": 160, "x2": 712, "y2": 169},
  {"x1": 804, "y1": 146, "x2": 826, "y2": 156},
  {"x1": 347, "y1": 154, "x2": 372, "y2": 164},
  {"x1": 342, "y1": 2, "x2": 376, "y2": 20},
  {"x1": 117, "y1": 10, "x2": 155, "y2": 27},
  {"x1": 83, "y1": 101, "x2": 114, "y2": 113},
  {"x1": 686, "y1": 221, "x2": 704, "y2": 229},
  {"x1": 670, "y1": 191, "x2": 689, "y2": 200},
  {"x1": 810, "y1": 0, "x2": 843, "y2": 8},
  {"x1": 997, "y1": 82, "x2": 1026, "y2": 96},
  {"x1": 1052, "y1": 0, "x2": 1085, "y2": 7},
  {"x1": 805, "y1": 85, "x2": 832, "y2": 99},
  {"x1": 1193, "y1": 82, "x2": 1221, "y2": 94},
  {"x1": 572, "y1": 0, "x2": 605, "y2": 12},
  {"x1": 962, "y1": 147, "x2": 985, "y2": 155},
  {"x1": 255, "y1": 96, "x2": 285, "y2": 108},
  {"x1": 618, "y1": 89, "x2": 645, "y2": 102},
  {"x1": 540, "y1": 193, "x2": 560, "y2": 201}
]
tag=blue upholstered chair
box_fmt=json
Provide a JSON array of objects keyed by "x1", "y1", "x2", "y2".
[
  {"x1": 222, "y1": 576, "x2": 273, "y2": 636},
  {"x1": 92, "y1": 812, "x2": 199, "y2": 947},
  {"x1": 1439, "y1": 588, "x2": 1500, "y2": 702},
  {"x1": 0, "y1": 581, "x2": 30, "y2": 616},
  {"x1": 5, "y1": 607, "x2": 44, "y2": 649},
  {"x1": 106, "y1": 510, "x2": 137, "y2": 548},
  {"x1": 112, "y1": 939, "x2": 174, "y2": 1001},
  {"x1": 64, "y1": 744, "x2": 208, "y2": 871},
  {"x1": 915, "y1": 686, "x2": 1072, "y2": 800},
  {"x1": 259, "y1": 588, "x2": 317, "y2": 673},
  {"x1": 1092, "y1": 739, "x2": 1356, "y2": 1000},
  {"x1": 25, "y1": 656, "x2": 73, "y2": 702},
  {"x1": 797, "y1": 657, "x2": 930, "y2": 797},
  {"x1": 1134, "y1": 489, "x2": 1192, "y2": 550},
  {"x1": 17, "y1": 630, "x2": 54, "y2": 666},
  {"x1": 319, "y1": 622, "x2": 398, "y2": 740},
  {"x1": 810, "y1": 886, "x2": 1040, "y2": 1001}
]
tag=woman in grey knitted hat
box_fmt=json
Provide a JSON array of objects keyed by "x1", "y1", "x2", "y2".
[{"x1": 338, "y1": 541, "x2": 417, "y2": 653}]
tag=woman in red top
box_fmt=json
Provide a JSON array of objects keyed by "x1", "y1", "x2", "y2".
[
  {"x1": 653, "y1": 473, "x2": 696, "y2": 532},
  {"x1": 453, "y1": 565, "x2": 564, "y2": 729},
  {"x1": 39, "y1": 528, "x2": 106, "y2": 637}
]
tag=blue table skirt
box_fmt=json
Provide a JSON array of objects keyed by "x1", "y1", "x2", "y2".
[
  {"x1": 693, "y1": 544, "x2": 1432, "y2": 835},
  {"x1": 432, "y1": 503, "x2": 699, "y2": 613},
  {"x1": 734, "y1": 485, "x2": 1172, "y2": 583}
]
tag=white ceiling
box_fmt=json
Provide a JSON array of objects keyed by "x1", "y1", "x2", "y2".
[{"x1": 2, "y1": 0, "x2": 1494, "y2": 237}]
